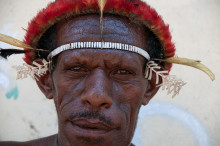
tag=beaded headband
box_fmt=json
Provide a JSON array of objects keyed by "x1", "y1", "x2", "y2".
[{"x1": 47, "y1": 42, "x2": 151, "y2": 60}]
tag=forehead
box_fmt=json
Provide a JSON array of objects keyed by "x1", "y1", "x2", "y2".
[
  {"x1": 56, "y1": 14, "x2": 148, "y2": 50},
  {"x1": 54, "y1": 14, "x2": 148, "y2": 67}
]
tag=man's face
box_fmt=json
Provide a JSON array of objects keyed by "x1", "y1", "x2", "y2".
[{"x1": 48, "y1": 15, "x2": 153, "y2": 146}]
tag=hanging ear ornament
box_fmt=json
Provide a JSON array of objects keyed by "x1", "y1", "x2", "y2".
[
  {"x1": 145, "y1": 61, "x2": 187, "y2": 98},
  {"x1": 12, "y1": 59, "x2": 50, "y2": 81}
]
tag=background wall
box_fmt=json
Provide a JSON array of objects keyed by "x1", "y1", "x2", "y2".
[{"x1": 0, "y1": 0, "x2": 219, "y2": 146}]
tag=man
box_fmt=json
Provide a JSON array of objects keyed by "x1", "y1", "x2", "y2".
[{"x1": 0, "y1": 0, "x2": 214, "y2": 145}]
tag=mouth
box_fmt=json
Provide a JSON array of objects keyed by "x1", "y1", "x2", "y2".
[{"x1": 70, "y1": 118, "x2": 114, "y2": 136}]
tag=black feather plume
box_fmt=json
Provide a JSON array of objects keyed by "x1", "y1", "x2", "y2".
[{"x1": 0, "y1": 48, "x2": 26, "y2": 59}]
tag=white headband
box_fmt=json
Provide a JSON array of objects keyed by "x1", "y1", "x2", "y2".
[{"x1": 47, "y1": 41, "x2": 151, "y2": 60}]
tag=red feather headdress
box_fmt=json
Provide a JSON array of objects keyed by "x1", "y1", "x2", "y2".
[{"x1": 23, "y1": 0, "x2": 175, "y2": 68}]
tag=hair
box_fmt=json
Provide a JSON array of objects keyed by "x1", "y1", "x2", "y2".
[
  {"x1": 37, "y1": 15, "x2": 164, "y2": 70},
  {"x1": 37, "y1": 24, "x2": 57, "y2": 59}
]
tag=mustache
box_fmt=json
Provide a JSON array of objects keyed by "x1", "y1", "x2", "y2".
[{"x1": 69, "y1": 111, "x2": 113, "y2": 126}]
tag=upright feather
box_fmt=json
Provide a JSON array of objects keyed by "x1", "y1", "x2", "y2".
[{"x1": 97, "y1": 0, "x2": 107, "y2": 41}]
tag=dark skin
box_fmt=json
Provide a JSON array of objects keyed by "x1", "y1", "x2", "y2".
[{"x1": 0, "y1": 14, "x2": 159, "y2": 146}]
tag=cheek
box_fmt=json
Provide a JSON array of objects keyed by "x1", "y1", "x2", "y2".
[
  {"x1": 113, "y1": 81, "x2": 146, "y2": 131},
  {"x1": 115, "y1": 81, "x2": 146, "y2": 109},
  {"x1": 52, "y1": 71, "x2": 85, "y2": 114}
]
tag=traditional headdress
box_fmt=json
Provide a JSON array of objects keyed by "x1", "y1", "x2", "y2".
[{"x1": 0, "y1": 0, "x2": 215, "y2": 98}]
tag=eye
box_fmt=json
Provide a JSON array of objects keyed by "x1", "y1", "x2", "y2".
[
  {"x1": 67, "y1": 65, "x2": 89, "y2": 73},
  {"x1": 111, "y1": 68, "x2": 135, "y2": 81},
  {"x1": 114, "y1": 69, "x2": 134, "y2": 76}
]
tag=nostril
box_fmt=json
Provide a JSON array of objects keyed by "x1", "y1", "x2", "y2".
[
  {"x1": 101, "y1": 103, "x2": 106, "y2": 106},
  {"x1": 101, "y1": 102, "x2": 111, "y2": 108},
  {"x1": 84, "y1": 100, "x2": 90, "y2": 105}
]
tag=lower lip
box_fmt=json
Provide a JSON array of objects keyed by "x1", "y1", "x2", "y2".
[{"x1": 70, "y1": 122, "x2": 112, "y2": 136}]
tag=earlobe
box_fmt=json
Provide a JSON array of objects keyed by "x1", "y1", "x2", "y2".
[{"x1": 142, "y1": 72, "x2": 161, "y2": 106}]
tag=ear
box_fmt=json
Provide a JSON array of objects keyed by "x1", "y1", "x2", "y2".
[
  {"x1": 142, "y1": 72, "x2": 161, "y2": 105},
  {"x1": 36, "y1": 72, "x2": 53, "y2": 99},
  {"x1": 35, "y1": 59, "x2": 53, "y2": 99}
]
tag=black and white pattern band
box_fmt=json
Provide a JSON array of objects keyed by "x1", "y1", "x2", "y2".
[{"x1": 47, "y1": 42, "x2": 151, "y2": 60}]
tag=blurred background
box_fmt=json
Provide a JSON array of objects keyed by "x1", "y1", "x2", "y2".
[{"x1": 0, "y1": 0, "x2": 219, "y2": 145}]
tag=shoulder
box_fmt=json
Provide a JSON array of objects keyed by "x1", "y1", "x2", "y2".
[{"x1": 0, "y1": 134, "x2": 57, "y2": 146}]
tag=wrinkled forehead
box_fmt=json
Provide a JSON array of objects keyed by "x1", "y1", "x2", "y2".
[{"x1": 56, "y1": 14, "x2": 148, "y2": 50}]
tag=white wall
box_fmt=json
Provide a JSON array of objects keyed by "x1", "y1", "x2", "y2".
[{"x1": 0, "y1": 0, "x2": 219, "y2": 146}]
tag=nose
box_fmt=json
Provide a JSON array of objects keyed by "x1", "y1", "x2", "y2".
[{"x1": 81, "y1": 69, "x2": 113, "y2": 109}]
